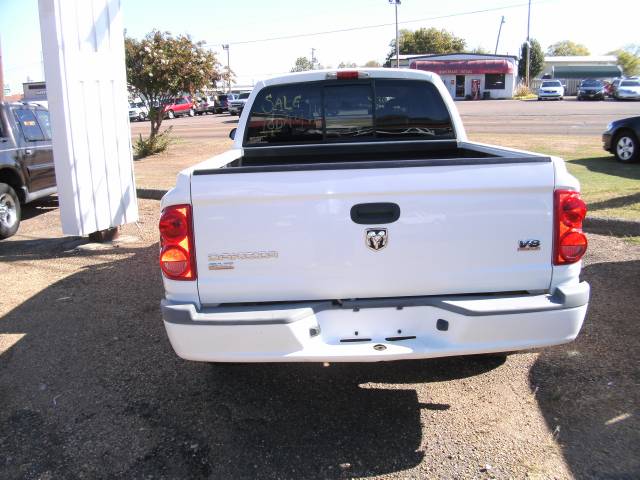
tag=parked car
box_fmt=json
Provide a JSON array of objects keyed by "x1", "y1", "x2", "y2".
[
  {"x1": 537, "y1": 80, "x2": 564, "y2": 100},
  {"x1": 128, "y1": 101, "x2": 148, "y2": 121},
  {"x1": 602, "y1": 116, "x2": 640, "y2": 163},
  {"x1": 217, "y1": 93, "x2": 235, "y2": 112},
  {"x1": 163, "y1": 96, "x2": 195, "y2": 119},
  {"x1": 227, "y1": 92, "x2": 250, "y2": 115},
  {"x1": 0, "y1": 102, "x2": 56, "y2": 239},
  {"x1": 159, "y1": 68, "x2": 590, "y2": 363},
  {"x1": 614, "y1": 79, "x2": 640, "y2": 100},
  {"x1": 607, "y1": 78, "x2": 621, "y2": 98},
  {"x1": 195, "y1": 95, "x2": 223, "y2": 115},
  {"x1": 577, "y1": 79, "x2": 605, "y2": 100}
]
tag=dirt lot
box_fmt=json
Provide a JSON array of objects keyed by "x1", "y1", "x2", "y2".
[
  {"x1": 1, "y1": 197, "x2": 639, "y2": 479},
  {"x1": 1, "y1": 104, "x2": 639, "y2": 478}
]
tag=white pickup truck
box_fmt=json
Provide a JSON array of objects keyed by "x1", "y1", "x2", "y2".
[{"x1": 159, "y1": 69, "x2": 590, "y2": 363}]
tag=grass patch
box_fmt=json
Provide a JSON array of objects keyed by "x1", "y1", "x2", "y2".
[
  {"x1": 470, "y1": 133, "x2": 640, "y2": 221},
  {"x1": 623, "y1": 236, "x2": 640, "y2": 246}
]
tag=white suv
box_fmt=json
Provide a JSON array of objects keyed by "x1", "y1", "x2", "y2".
[{"x1": 538, "y1": 80, "x2": 564, "y2": 100}]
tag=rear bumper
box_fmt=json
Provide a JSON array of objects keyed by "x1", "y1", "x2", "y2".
[{"x1": 162, "y1": 282, "x2": 590, "y2": 362}]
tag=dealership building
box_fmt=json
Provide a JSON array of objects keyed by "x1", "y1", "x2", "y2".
[{"x1": 390, "y1": 53, "x2": 518, "y2": 99}]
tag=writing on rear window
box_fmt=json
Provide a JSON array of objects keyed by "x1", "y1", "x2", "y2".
[{"x1": 245, "y1": 79, "x2": 454, "y2": 146}]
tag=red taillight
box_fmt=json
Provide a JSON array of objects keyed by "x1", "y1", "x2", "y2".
[
  {"x1": 554, "y1": 190, "x2": 588, "y2": 265},
  {"x1": 159, "y1": 204, "x2": 196, "y2": 280}
]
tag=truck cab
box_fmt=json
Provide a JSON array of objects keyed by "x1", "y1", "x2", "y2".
[{"x1": 0, "y1": 102, "x2": 56, "y2": 239}]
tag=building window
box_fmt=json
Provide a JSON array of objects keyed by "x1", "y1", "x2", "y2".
[{"x1": 485, "y1": 74, "x2": 506, "y2": 90}]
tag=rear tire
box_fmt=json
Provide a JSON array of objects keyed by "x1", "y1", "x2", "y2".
[
  {"x1": 0, "y1": 183, "x2": 21, "y2": 240},
  {"x1": 614, "y1": 130, "x2": 639, "y2": 163},
  {"x1": 167, "y1": 110, "x2": 175, "y2": 119},
  {"x1": 189, "y1": 108, "x2": 195, "y2": 117}
]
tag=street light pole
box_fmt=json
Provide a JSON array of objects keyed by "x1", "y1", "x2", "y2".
[
  {"x1": 525, "y1": 0, "x2": 531, "y2": 86},
  {"x1": 222, "y1": 44, "x2": 230, "y2": 92},
  {"x1": 494, "y1": 16, "x2": 505, "y2": 55},
  {"x1": 389, "y1": 0, "x2": 401, "y2": 68}
]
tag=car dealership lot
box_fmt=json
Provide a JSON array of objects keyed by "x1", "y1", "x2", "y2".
[
  {"x1": 130, "y1": 98, "x2": 640, "y2": 141},
  {"x1": 1, "y1": 102, "x2": 639, "y2": 479}
]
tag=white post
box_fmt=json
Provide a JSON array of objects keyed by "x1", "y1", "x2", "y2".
[{"x1": 38, "y1": 0, "x2": 138, "y2": 237}]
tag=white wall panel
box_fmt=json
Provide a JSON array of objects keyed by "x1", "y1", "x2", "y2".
[{"x1": 38, "y1": 0, "x2": 137, "y2": 236}]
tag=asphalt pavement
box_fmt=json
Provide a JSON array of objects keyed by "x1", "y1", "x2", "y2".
[{"x1": 130, "y1": 98, "x2": 640, "y2": 141}]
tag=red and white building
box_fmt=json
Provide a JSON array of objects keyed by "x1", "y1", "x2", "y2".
[{"x1": 391, "y1": 53, "x2": 518, "y2": 100}]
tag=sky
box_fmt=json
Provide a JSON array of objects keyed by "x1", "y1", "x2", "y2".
[{"x1": 1, "y1": 0, "x2": 639, "y2": 94}]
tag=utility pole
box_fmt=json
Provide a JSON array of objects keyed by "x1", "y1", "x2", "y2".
[
  {"x1": 311, "y1": 48, "x2": 316, "y2": 69},
  {"x1": 0, "y1": 36, "x2": 4, "y2": 102},
  {"x1": 494, "y1": 16, "x2": 505, "y2": 55},
  {"x1": 222, "y1": 44, "x2": 230, "y2": 92},
  {"x1": 389, "y1": 0, "x2": 401, "y2": 67},
  {"x1": 525, "y1": 0, "x2": 531, "y2": 86}
]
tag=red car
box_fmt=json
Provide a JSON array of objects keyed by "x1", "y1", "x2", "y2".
[{"x1": 163, "y1": 96, "x2": 195, "y2": 119}]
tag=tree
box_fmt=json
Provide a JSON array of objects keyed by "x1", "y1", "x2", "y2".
[
  {"x1": 608, "y1": 44, "x2": 640, "y2": 77},
  {"x1": 291, "y1": 57, "x2": 314, "y2": 72},
  {"x1": 470, "y1": 46, "x2": 490, "y2": 54},
  {"x1": 362, "y1": 60, "x2": 381, "y2": 68},
  {"x1": 518, "y1": 39, "x2": 545, "y2": 81},
  {"x1": 546, "y1": 40, "x2": 590, "y2": 56},
  {"x1": 338, "y1": 61, "x2": 357, "y2": 68},
  {"x1": 125, "y1": 31, "x2": 221, "y2": 140},
  {"x1": 386, "y1": 28, "x2": 466, "y2": 64}
]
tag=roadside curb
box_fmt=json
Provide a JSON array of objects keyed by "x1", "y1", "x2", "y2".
[
  {"x1": 584, "y1": 217, "x2": 640, "y2": 237},
  {"x1": 137, "y1": 188, "x2": 167, "y2": 201}
]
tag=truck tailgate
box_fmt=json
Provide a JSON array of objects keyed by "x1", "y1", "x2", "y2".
[{"x1": 191, "y1": 160, "x2": 555, "y2": 305}]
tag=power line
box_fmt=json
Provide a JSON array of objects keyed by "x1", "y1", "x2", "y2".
[{"x1": 205, "y1": 0, "x2": 556, "y2": 48}]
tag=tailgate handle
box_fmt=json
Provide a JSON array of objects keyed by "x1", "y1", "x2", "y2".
[{"x1": 350, "y1": 203, "x2": 400, "y2": 225}]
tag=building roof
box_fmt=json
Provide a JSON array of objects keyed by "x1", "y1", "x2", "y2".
[
  {"x1": 553, "y1": 65, "x2": 623, "y2": 79},
  {"x1": 545, "y1": 55, "x2": 617, "y2": 63},
  {"x1": 390, "y1": 52, "x2": 518, "y2": 61}
]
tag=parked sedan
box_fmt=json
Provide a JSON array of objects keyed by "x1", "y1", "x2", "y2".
[
  {"x1": 577, "y1": 79, "x2": 605, "y2": 100},
  {"x1": 602, "y1": 116, "x2": 640, "y2": 163},
  {"x1": 614, "y1": 79, "x2": 640, "y2": 100},
  {"x1": 537, "y1": 80, "x2": 564, "y2": 100}
]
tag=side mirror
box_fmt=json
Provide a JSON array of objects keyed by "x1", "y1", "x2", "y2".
[{"x1": 229, "y1": 128, "x2": 237, "y2": 140}]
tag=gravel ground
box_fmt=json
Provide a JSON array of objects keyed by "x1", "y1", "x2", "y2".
[{"x1": 1, "y1": 196, "x2": 639, "y2": 479}]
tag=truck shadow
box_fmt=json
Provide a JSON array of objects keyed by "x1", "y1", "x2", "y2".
[
  {"x1": 19, "y1": 195, "x2": 60, "y2": 221},
  {"x1": 530, "y1": 259, "x2": 640, "y2": 479},
  {"x1": 0, "y1": 242, "x2": 504, "y2": 479}
]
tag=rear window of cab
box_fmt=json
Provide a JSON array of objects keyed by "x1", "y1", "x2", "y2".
[{"x1": 244, "y1": 79, "x2": 455, "y2": 146}]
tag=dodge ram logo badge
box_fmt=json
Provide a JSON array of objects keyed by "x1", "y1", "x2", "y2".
[{"x1": 366, "y1": 228, "x2": 388, "y2": 251}]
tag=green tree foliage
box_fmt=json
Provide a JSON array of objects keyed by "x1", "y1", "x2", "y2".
[
  {"x1": 518, "y1": 39, "x2": 545, "y2": 80},
  {"x1": 338, "y1": 61, "x2": 357, "y2": 68},
  {"x1": 291, "y1": 57, "x2": 314, "y2": 72},
  {"x1": 386, "y1": 28, "x2": 466, "y2": 64},
  {"x1": 471, "y1": 46, "x2": 490, "y2": 54},
  {"x1": 125, "y1": 30, "x2": 221, "y2": 139},
  {"x1": 608, "y1": 44, "x2": 640, "y2": 77},
  {"x1": 362, "y1": 60, "x2": 381, "y2": 68},
  {"x1": 546, "y1": 40, "x2": 590, "y2": 56}
]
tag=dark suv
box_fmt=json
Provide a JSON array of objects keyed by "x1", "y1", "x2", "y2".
[
  {"x1": 577, "y1": 79, "x2": 605, "y2": 100},
  {"x1": 0, "y1": 102, "x2": 56, "y2": 239}
]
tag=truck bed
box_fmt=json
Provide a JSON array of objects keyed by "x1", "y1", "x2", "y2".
[{"x1": 194, "y1": 141, "x2": 547, "y2": 174}]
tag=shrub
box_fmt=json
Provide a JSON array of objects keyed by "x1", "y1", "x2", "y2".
[
  {"x1": 133, "y1": 127, "x2": 173, "y2": 159},
  {"x1": 513, "y1": 83, "x2": 535, "y2": 99}
]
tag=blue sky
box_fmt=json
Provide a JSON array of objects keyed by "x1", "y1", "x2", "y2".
[{"x1": 2, "y1": 0, "x2": 638, "y2": 93}]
